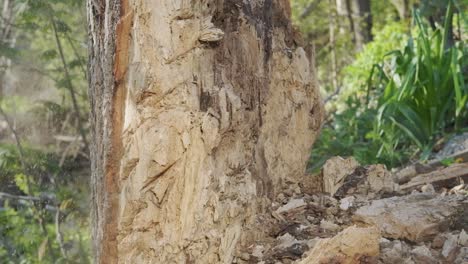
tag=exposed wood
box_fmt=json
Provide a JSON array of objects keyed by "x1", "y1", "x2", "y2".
[
  {"x1": 354, "y1": 193, "x2": 468, "y2": 242},
  {"x1": 396, "y1": 149, "x2": 468, "y2": 184},
  {"x1": 298, "y1": 226, "x2": 380, "y2": 264},
  {"x1": 86, "y1": 0, "x2": 324, "y2": 263},
  {"x1": 400, "y1": 163, "x2": 468, "y2": 190}
]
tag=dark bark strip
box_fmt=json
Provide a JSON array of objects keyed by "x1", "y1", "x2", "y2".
[{"x1": 87, "y1": 0, "x2": 130, "y2": 262}]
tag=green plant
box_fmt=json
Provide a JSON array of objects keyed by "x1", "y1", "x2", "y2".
[
  {"x1": 0, "y1": 143, "x2": 91, "y2": 263},
  {"x1": 309, "y1": 2, "x2": 467, "y2": 171},
  {"x1": 370, "y1": 3, "x2": 467, "y2": 160},
  {"x1": 309, "y1": 94, "x2": 412, "y2": 172},
  {"x1": 308, "y1": 22, "x2": 412, "y2": 171}
]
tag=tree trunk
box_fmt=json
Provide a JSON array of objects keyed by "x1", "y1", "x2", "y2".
[
  {"x1": 350, "y1": 0, "x2": 372, "y2": 50},
  {"x1": 0, "y1": 0, "x2": 14, "y2": 97},
  {"x1": 329, "y1": 0, "x2": 339, "y2": 91},
  {"x1": 87, "y1": 0, "x2": 323, "y2": 263},
  {"x1": 390, "y1": 0, "x2": 410, "y2": 20},
  {"x1": 335, "y1": 0, "x2": 355, "y2": 36}
]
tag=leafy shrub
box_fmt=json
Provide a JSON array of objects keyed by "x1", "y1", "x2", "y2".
[
  {"x1": 309, "y1": 4, "x2": 467, "y2": 170},
  {"x1": 338, "y1": 21, "x2": 408, "y2": 102},
  {"x1": 370, "y1": 5, "x2": 467, "y2": 160},
  {"x1": 309, "y1": 22, "x2": 411, "y2": 171},
  {"x1": 0, "y1": 143, "x2": 91, "y2": 263}
]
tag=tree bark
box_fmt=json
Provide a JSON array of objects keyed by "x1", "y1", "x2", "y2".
[
  {"x1": 329, "y1": 0, "x2": 339, "y2": 91},
  {"x1": 390, "y1": 0, "x2": 410, "y2": 20},
  {"x1": 87, "y1": 0, "x2": 323, "y2": 263},
  {"x1": 350, "y1": 0, "x2": 372, "y2": 50},
  {"x1": 0, "y1": 0, "x2": 14, "y2": 97}
]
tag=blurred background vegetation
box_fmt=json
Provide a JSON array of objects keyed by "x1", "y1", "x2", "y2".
[
  {"x1": 0, "y1": 0, "x2": 465, "y2": 262},
  {"x1": 0, "y1": 0, "x2": 90, "y2": 263},
  {"x1": 292, "y1": 0, "x2": 468, "y2": 171}
]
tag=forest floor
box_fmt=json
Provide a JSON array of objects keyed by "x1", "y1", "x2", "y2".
[{"x1": 238, "y1": 136, "x2": 468, "y2": 264}]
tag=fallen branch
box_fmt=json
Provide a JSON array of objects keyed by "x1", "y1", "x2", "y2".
[
  {"x1": 396, "y1": 149, "x2": 468, "y2": 184},
  {"x1": 400, "y1": 163, "x2": 468, "y2": 190},
  {"x1": 0, "y1": 191, "x2": 41, "y2": 201}
]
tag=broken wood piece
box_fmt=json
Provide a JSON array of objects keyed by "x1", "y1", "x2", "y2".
[
  {"x1": 334, "y1": 164, "x2": 398, "y2": 198},
  {"x1": 395, "y1": 149, "x2": 468, "y2": 184},
  {"x1": 322, "y1": 156, "x2": 359, "y2": 196},
  {"x1": 276, "y1": 198, "x2": 306, "y2": 214},
  {"x1": 400, "y1": 163, "x2": 468, "y2": 190},
  {"x1": 353, "y1": 193, "x2": 468, "y2": 243},
  {"x1": 298, "y1": 226, "x2": 380, "y2": 264}
]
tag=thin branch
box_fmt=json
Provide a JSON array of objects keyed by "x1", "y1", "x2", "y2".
[
  {"x1": 55, "y1": 206, "x2": 68, "y2": 259},
  {"x1": 16, "y1": 62, "x2": 88, "y2": 99},
  {"x1": 328, "y1": 0, "x2": 338, "y2": 92},
  {"x1": 64, "y1": 31, "x2": 87, "y2": 80},
  {"x1": 0, "y1": 191, "x2": 40, "y2": 201},
  {"x1": 324, "y1": 86, "x2": 342, "y2": 104},
  {"x1": 300, "y1": 0, "x2": 323, "y2": 19},
  {"x1": 50, "y1": 17, "x2": 89, "y2": 153}
]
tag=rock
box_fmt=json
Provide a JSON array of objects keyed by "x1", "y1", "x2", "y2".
[
  {"x1": 277, "y1": 193, "x2": 286, "y2": 203},
  {"x1": 276, "y1": 233, "x2": 298, "y2": 249},
  {"x1": 411, "y1": 245, "x2": 437, "y2": 264},
  {"x1": 366, "y1": 164, "x2": 398, "y2": 193},
  {"x1": 431, "y1": 234, "x2": 446, "y2": 249},
  {"x1": 282, "y1": 243, "x2": 309, "y2": 258},
  {"x1": 434, "y1": 132, "x2": 468, "y2": 159},
  {"x1": 459, "y1": 230, "x2": 468, "y2": 247},
  {"x1": 322, "y1": 156, "x2": 359, "y2": 196},
  {"x1": 276, "y1": 198, "x2": 306, "y2": 214},
  {"x1": 319, "y1": 219, "x2": 340, "y2": 232},
  {"x1": 251, "y1": 245, "x2": 264, "y2": 259},
  {"x1": 379, "y1": 240, "x2": 412, "y2": 264},
  {"x1": 238, "y1": 252, "x2": 250, "y2": 261},
  {"x1": 298, "y1": 226, "x2": 380, "y2": 264},
  {"x1": 317, "y1": 195, "x2": 338, "y2": 207},
  {"x1": 379, "y1": 237, "x2": 391, "y2": 248},
  {"x1": 354, "y1": 193, "x2": 468, "y2": 242},
  {"x1": 294, "y1": 185, "x2": 302, "y2": 195},
  {"x1": 421, "y1": 183, "x2": 435, "y2": 193},
  {"x1": 333, "y1": 164, "x2": 398, "y2": 198},
  {"x1": 271, "y1": 233, "x2": 309, "y2": 261},
  {"x1": 307, "y1": 238, "x2": 320, "y2": 249},
  {"x1": 454, "y1": 247, "x2": 468, "y2": 264},
  {"x1": 339, "y1": 196, "x2": 355, "y2": 211},
  {"x1": 442, "y1": 234, "x2": 459, "y2": 260},
  {"x1": 325, "y1": 206, "x2": 339, "y2": 216},
  {"x1": 395, "y1": 165, "x2": 418, "y2": 184}
]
